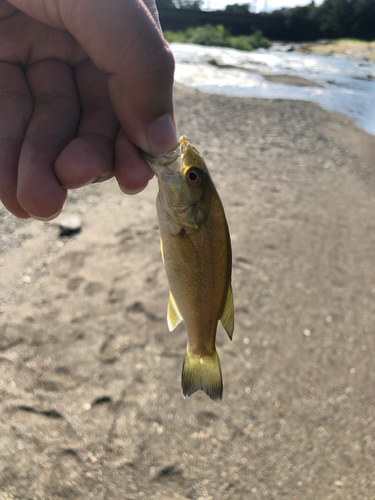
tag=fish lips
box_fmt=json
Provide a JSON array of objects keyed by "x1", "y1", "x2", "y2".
[
  {"x1": 142, "y1": 152, "x2": 182, "y2": 182},
  {"x1": 141, "y1": 136, "x2": 189, "y2": 181}
]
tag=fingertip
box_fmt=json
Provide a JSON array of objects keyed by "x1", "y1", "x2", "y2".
[
  {"x1": 16, "y1": 215, "x2": 32, "y2": 222},
  {"x1": 55, "y1": 137, "x2": 115, "y2": 189},
  {"x1": 17, "y1": 184, "x2": 67, "y2": 221},
  {"x1": 2, "y1": 200, "x2": 31, "y2": 221},
  {"x1": 114, "y1": 129, "x2": 153, "y2": 193},
  {"x1": 28, "y1": 208, "x2": 63, "y2": 222},
  {"x1": 119, "y1": 182, "x2": 149, "y2": 195},
  {"x1": 116, "y1": 158, "x2": 152, "y2": 193}
]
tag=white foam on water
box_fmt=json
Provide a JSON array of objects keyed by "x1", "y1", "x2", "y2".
[{"x1": 171, "y1": 43, "x2": 375, "y2": 135}]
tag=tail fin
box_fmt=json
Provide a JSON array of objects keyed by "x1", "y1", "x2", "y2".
[{"x1": 181, "y1": 345, "x2": 223, "y2": 401}]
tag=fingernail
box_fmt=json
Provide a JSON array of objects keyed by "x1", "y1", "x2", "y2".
[
  {"x1": 77, "y1": 176, "x2": 98, "y2": 188},
  {"x1": 28, "y1": 209, "x2": 62, "y2": 222},
  {"x1": 93, "y1": 173, "x2": 113, "y2": 184},
  {"x1": 61, "y1": 176, "x2": 98, "y2": 189},
  {"x1": 147, "y1": 114, "x2": 178, "y2": 157},
  {"x1": 119, "y1": 183, "x2": 148, "y2": 195}
]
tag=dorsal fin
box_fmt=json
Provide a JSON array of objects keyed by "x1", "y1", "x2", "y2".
[{"x1": 220, "y1": 284, "x2": 234, "y2": 340}]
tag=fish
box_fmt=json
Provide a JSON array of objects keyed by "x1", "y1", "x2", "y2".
[{"x1": 142, "y1": 136, "x2": 234, "y2": 401}]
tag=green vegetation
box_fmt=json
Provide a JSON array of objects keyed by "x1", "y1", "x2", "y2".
[
  {"x1": 224, "y1": 3, "x2": 250, "y2": 14},
  {"x1": 157, "y1": 0, "x2": 375, "y2": 43},
  {"x1": 164, "y1": 25, "x2": 270, "y2": 51},
  {"x1": 268, "y1": 0, "x2": 375, "y2": 41},
  {"x1": 157, "y1": 0, "x2": 203, "y2": 8}
]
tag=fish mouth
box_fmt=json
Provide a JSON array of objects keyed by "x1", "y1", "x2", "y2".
[{"x1": 142, "y1": 136, "x2": 189, "y2": 179}]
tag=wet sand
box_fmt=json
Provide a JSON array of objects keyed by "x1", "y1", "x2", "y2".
[
  {"x1": 262, "y1": 74, "x2": 325, "y2": 87},
  {"x1": 210, "y1": 62, "x2": 326, "y2": 88},
  {"x1": 1, "y1": 84, "x2": 375, "y2": 499}
]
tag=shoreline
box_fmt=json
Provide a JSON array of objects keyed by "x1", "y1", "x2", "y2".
[
  {"x1": 172, "y1": 42, "x2": 375, "y2": 138},
  {"x1": 174, "y1": 82, "x2": 375, "y2": 163}
]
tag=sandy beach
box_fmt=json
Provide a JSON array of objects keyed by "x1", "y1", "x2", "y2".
[{"x1": 1, "y1": 83, "x2": 375, "y2": 499}]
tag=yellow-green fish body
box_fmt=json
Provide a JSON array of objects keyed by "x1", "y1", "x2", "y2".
[{"x1": 143, "y1": 137, "x2": 234, "y2": 400}]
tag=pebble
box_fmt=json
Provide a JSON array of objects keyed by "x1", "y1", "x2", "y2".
[{"x1": 58, "y1": 215, "x2": 82, "y2": 237}]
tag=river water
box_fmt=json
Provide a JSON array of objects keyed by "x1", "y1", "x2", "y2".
[{"x1": 171, "y1": 43, "x2": 375, "y2": 136}]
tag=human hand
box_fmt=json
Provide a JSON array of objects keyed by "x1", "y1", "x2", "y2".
[{"x1": 0, "y1": 0, "x2": 176, "y2": 220}]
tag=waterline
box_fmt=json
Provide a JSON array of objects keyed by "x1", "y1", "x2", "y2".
[{"x1": 171, "y1": 43, "x2": 375, "y2": 136}]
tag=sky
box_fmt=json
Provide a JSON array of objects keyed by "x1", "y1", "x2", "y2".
[{"x1": 203, "y1": 0, "x2": 323, "y2": 12}]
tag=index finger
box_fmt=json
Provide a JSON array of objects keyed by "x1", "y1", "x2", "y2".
[{"x1": 8, "y1": 0, "x2": 176, "y2": 155}]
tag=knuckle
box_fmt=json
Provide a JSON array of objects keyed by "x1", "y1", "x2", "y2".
[
  {"x1": 0, "y1": 89, "x2": 30, "y2": 102},
  {"x1": 136, "y1": 45, "x2": 175, "y2": 81},
  {"x1": 0, "y1": 89, "x2": 32, "y2": 119},
  {"x1": 34, "y1": 92, "x2": 76, "y2": 107}
]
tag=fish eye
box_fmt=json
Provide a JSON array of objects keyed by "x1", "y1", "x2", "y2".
[{"x1": 186, "y1": 168, "x2": 202, "y2": 185}]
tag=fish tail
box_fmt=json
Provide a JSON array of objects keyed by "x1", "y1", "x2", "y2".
[{"x1": 181, "y1": 345, "x2": 223, "y2": 401}]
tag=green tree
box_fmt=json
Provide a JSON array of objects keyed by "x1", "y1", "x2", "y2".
[
  {"x1": 286, "y1": 2, "x2": 319, "y2": 41},
  {"x1": 316, "y1": 0, "x2": 355, "y2": 38},
  {"x1": 174, "y1": 0, "x2": 203, "y2": 9},
  {"x1": 352, "y1": 0, "x2": 375, "y2": 40},
  {"x1": 224, "y1": 3, "x2": 251, "y2": 14},
  {"x1": 156, "y1": 0, "x2": 176, "y2": 8}
]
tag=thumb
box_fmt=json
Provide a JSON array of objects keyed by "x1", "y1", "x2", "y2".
[
  {"x1": 65, "y1": 0, "x2": 177, "y2": 156},
  {"x1": 9, "y1": 0, "x2": 177, "y2": 156}
]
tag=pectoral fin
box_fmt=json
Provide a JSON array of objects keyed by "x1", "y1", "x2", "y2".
[
  {"x1": 220, "y1": 284, "x2": 234, "y2": 340},
  {"x1": 167, "y1": 293, "x2": 183, "y2": 331}
]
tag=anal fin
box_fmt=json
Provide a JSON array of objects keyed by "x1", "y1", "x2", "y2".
[
  {"x1": 220, "y1": 284, "x2": 234, "y2": 340},
  {"x1": 167, "y1": 292, "x2": 183, "y2": 331}
]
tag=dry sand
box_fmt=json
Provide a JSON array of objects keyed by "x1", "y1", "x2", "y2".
[
  {"x1": 297, "y1": 40, "x2": 375, "y2": 62},
  {"x1": 1, "y1": 83, "x2": 375, "y2": 499}
]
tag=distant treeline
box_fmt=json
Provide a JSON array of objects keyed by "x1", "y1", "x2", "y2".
[
  {"x1": 164, "y1": 25, "x2": 270, "y2": 51},
  {"x1": 156, "y1": 0, "x2": 375, "y2": 42}
]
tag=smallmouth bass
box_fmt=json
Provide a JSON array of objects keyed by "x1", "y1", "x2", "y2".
[{"x1": 143, "y1": 136, "x2": 234, "y2": 400}]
